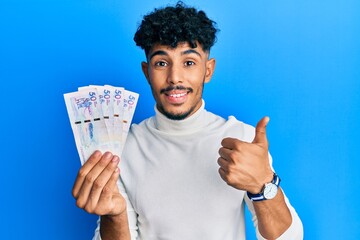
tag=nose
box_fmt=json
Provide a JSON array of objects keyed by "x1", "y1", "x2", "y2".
[{"x1": 167, "y1": 65, "x2": 183, "y2": 85}]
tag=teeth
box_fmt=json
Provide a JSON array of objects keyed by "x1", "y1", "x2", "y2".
[{"x1": 170, "y1": 93, "x2": 187, "y2": 98}]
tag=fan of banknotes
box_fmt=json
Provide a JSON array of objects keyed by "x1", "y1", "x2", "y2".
[{"x1": 64, "y1": 85, "x2": 139, "y2": 165}]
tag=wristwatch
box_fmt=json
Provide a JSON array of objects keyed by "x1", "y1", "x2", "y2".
[{"x1": 247, "y1": 173, "x2": 281, "y2": 201}]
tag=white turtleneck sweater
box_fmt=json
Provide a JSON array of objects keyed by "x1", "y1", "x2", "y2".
[{"x1": 93, "y1": 101, "x2": 303, "y2": 240}]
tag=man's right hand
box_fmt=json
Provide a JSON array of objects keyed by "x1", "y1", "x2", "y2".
[{"x1": 72, "y1": 151, "x2": 126, "y2": 216}]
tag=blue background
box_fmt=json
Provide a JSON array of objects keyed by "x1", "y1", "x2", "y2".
[{"x1": 1, "y1": 0, "x2": 359, "y2": 239}]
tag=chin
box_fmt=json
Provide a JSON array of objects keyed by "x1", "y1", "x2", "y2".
[
  {"x1": 163, "y1": 108, "x2": 192, "y2": 120},
  {"x1": 159, "y1": 105, "x2": 193, "y2": 121},
  {"x1": 164, "y1": 111, "x2": 191, "y2": 120}
]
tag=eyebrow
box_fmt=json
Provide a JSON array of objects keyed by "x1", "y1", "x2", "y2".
[
  {"x1": 148, "y1": 48, "x2": 202, "y2": 61},
  {"x1": 181, "y1": 49, "x2": 201, "y2": 57},
  {"x1": 148, "y1": 50, "x2": 168, "y2": 61}
]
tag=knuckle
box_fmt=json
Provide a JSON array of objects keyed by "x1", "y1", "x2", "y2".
[
  {"x1": 225, "y1": 175, "x2": 232, "y2": 184},
  {"x1": 102, "y1": 185, "x2": 112, "y2": 195},
  {"x1": 76, "y1": 198, "x2": 86, "y2": 209},
  {"x1": 85, "y1": 174, "x2": 96, "y2": 184},
  {"x1": 84, "y1": 205, "x2": 94, "y2": 214},
  {"x1": 93, "y1": 180, "x2": 104, "y2": 190},
  {"x1": 226, "y1": 164, "x2": 233, "y2": 173},
  {"x1": 78, "y1": 168, "x2": 87, "y2": 178},
  {"x1": 226, "y1": 175, "x2": 237, "y2": 186},
  {"x1": 233, "y1": 141, "x2": 242, "y2": 150},
  {"x1": 228, "y1": 152, "x2": 237, "y2": 160}
]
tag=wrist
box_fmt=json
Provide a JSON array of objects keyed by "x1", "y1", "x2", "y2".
[
  {"x1": 248, "y1": 171, "x2": 274, "y2": 194},
  {"x1": 102, "y1": 209, "x2": 127, "y2": 222},
  {"x1": 247, "y1": 173, "x2": 281, "y2": 201}
]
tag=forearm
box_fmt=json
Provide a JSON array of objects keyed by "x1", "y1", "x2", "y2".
[
  {"x1": 253, "y1": 188, "x2": 292, "y2": 239},
  {"x1": 100, "y1": 211, "x2": 131, "y2": 240}
]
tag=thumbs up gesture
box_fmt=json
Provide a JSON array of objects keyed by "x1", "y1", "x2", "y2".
[{"x1": 217, "y1": 117, "x2": 274, "y2": 194}]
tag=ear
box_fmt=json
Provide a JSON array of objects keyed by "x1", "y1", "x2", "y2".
[
  {"x1": 204, "y1": 58, "x2": 216, "y2": 83},
  {"x1": 141, "y1": 61, "x2": 150, "y2": 84}
]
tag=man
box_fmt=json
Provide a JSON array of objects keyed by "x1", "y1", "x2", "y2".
[{"x1": 72, "y1": 2, "x2": 303, "y2": 239}]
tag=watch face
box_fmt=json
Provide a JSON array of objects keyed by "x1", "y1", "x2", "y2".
[{"x1": 263, "y1": 183, "x2": 278, "y2": 199}]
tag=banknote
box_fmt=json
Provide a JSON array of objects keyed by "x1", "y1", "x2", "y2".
[
  {"x1": 121, "y1": 89, "x2": 139, "y2": 153},
  {"x1": 64, "y1": 85, "x2": 139, "y2": 164},
  {"x1": 79, "y1": 85, "x2": 115, "y2": 150},
  {"x1": 64, "y1": 89, "x2": 111, "y2": 164},
  {"x1": 106, "y1": 85, "x2": 125, "y2": 155}
]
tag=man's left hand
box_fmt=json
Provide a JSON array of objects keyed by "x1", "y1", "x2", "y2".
[{"x1": 217, "y1": 116, "x2": 274, "y2": 194}]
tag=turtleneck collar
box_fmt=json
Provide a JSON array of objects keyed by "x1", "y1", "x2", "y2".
[{"x1": 153, "y1": 100, "x2": 209, "y2": 134}]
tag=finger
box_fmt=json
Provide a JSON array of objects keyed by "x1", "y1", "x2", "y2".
[
  {"x1": 104, "y1": 167, "x2": 121, "y2": 196},
  {"x1": 217, "y1": 157, "x2": 229, "y2": 171},
  {"x1": 96, "y1": 168, "x2": 121, "y2": 214},
  {"x1": 74, "y1": 152, "x2": 114, "y2": 207},
  {"x1": 218, "y1": 167, "x2": 229, "y2": 183},
  {"x1": 252, "y1": 116, "x2": 270, "y2": 144},
  {"x1": 218, "y1": 147, "x2": 233, "y2": 161},
  {"x1": 221, "y1": 137, "x2": 244, "y2": 150},
  {"x1": 72, "y1": 150, "x2": 102, "y2": 198},
  {"x1": 85, "y1": 156, "x2": 120, "y2": 211}
]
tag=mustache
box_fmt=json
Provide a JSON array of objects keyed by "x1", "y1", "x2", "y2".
[{"x1": 160, "y1": 85, "x2": 193, "y2": 94}]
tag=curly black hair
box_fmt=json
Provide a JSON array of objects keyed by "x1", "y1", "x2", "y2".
[{"x1": 134, "y1": 1, "x2": 219, "y2": 56}]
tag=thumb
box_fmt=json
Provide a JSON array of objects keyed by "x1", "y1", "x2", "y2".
[{"x1": 252, "y1": 116, "x2": 270, "y2": 144}]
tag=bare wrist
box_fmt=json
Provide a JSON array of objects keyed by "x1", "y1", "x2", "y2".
[{"x1": 101, "y1": 210, "x2": 127, "y2": 223}]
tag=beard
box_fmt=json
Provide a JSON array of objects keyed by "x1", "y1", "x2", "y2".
[{"x1": 156, "y1": 103, "x2": 197, "y2": 120}]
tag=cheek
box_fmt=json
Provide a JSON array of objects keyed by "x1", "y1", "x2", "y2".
[
  {"x1": 148, "y1": 81, "x2": 163, "y2": 101},
  {"x1": 150, "y1": 80, "x2": 162, "y2": 92},
  {"x1": 149, "y1": 71, "x2": 167, "y2": 88},
  {"x1": 189, "y1": 74, "x2": 205, "y2": 90},
  {"x1": 186, "y1": 68, "x2": 206, "y2": 84}
]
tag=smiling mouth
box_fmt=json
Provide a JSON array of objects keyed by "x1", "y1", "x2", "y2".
[
  {"x1": 166, "y1": 92, "x2": 188, "y2": 98},
  {"x1": 160, "y1": 85, "x2": 193, "y2": 95},
  {"x1": 160, "y1": 86, "x2": 193, "y2": 104},
  {"x1": 165, "y1": 90, "x2": 190, "y2": 103}
]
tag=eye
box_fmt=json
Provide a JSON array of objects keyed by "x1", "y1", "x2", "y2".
[
  {"x1": 184, "y1": 61, "x2": 195, "y2": 67},
  {"x1": 155, "y1": 61, "x2": 168, "y2": 67}
]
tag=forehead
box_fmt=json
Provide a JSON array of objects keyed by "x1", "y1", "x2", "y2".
[{"x1": 147, "y1": 42, "x2": 208, "y2": 60}]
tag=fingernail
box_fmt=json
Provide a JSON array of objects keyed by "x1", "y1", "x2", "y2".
[
  {"x1": 112, "y1": 155, "x2": 119, "y2": 162},
  {"x1": 104, "y1": 152, "x2": 113, "y2": 160},
  {"x1": 93, "y1": 150, "x2": 101, "y2": 157}
]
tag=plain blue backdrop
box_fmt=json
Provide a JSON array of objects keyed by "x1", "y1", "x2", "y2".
[{"x1": 1, "y1": 0, "x2": 359, "y2": 239}]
